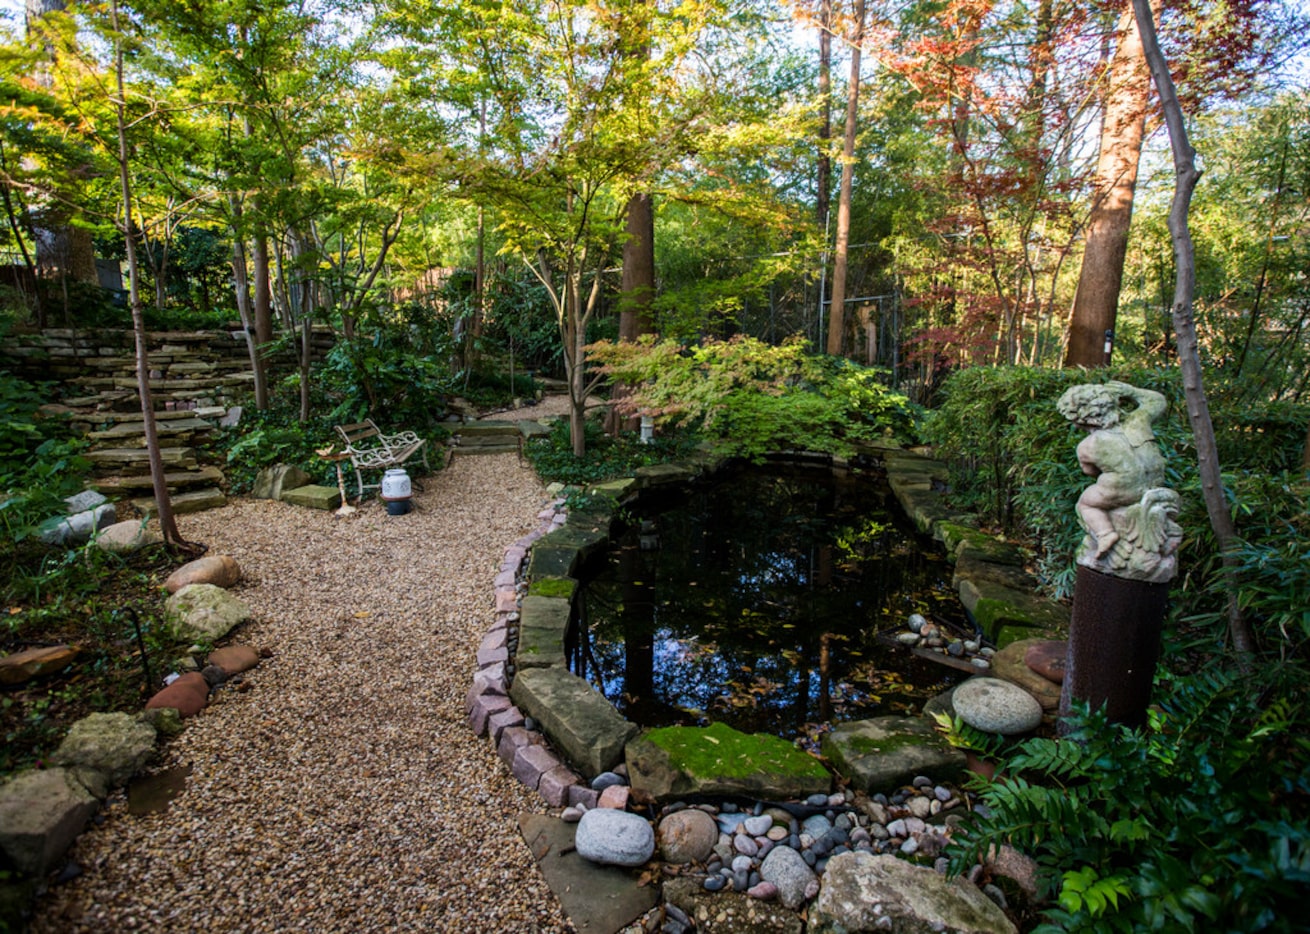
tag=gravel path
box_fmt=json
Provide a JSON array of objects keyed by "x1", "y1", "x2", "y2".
[{"x1": 32, "y1": 446, "x2": 574, "y2": 932}]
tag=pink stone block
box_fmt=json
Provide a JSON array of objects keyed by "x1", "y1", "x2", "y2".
[
  {"x1": 539, "y1": 766, "x2": 581, "y2": 807},
  {"x1": 480, "y1": 628, "x2": 507, "y2": 653},
  {"x1": 567, "y1": 785, "x2": 600, "y2": 809},
  {"x1": 497, "y1": 726, "x2": 532, "y2": 767},
  {"x1": 476, "y1": 645, "x2": 508, "y2": 669},
  {"x1": 472, "y1": 668, "x2": 507, "y2": 697},
  {"x1": 494, "y1": 570, "x2": 517, "y2": 588},
  {"x1": 481, "y1": 661, "x2": 507, "y2": 684},
  {"x1": 504, "y1": 546, "x2": 526, "y2": 565},
  {"x1": 468, "y1": 693, "x2": 512, "y2": 736},
  {"x1": 495, "y1": 589, "x2": 519, "y2": 613},
  {"x1": 598, "y1": 785, "x2": 630, "y2": 810},
  {"x1": 512, "y1": 744, "x2": 559, "y2": 791},
  {"x1": 487, "y1": 705, "x2": 525, "y2": 745}
]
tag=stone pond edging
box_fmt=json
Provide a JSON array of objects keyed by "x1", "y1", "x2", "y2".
[{"x1": 469, "y1": 441, "x2": 1071, "y2": 806}]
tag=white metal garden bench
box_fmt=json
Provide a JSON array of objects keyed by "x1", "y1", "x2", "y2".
[{"x1": 333, "y1": 419, "x2": 430, "y2": 499}]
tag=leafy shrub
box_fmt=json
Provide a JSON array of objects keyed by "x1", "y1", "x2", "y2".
[
  {"x1": 587, "y1": 335, "x2": 918, "y2": 460},
  {"x1": 213, "y1": 405, "x2": 339, "y2": 494},
  {"x1": 523, "y1": 418, "x2": 699, "y2": 486},
  {"x1": 943, "y1": 667, "x2": 1310, "y2": 933},
  {"x1": 921, "y1": 365, "x2": 1310, "y2": 620},
  {"x1": 0, "y1": 373, "x2": 91, "y2": 548}
]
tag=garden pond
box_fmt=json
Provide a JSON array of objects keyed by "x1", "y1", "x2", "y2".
[{"x1": 569, "y1": 461, "x2": 970, "y2": 744}]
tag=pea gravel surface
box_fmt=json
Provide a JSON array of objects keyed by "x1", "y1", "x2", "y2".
[{"x1": 31, "y1": 449, "x2": 573, "y2": 933}]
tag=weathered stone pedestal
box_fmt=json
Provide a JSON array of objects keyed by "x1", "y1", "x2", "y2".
[{"x1": 1060, "y1": 565, "x2": 1170, "y2": 729}]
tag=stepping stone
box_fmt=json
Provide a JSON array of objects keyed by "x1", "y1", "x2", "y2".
[
  {"x1": 281, "y1": 484, "x2": 341, "y2": 510},
  {"x1": 519, "y1": 813, "x2": 656, "y2": 934},
  {"x1": 133, "y1": 487, "x2": 227, "y2": 516}
]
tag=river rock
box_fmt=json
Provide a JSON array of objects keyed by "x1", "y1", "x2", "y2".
[
  {"x1": 164, "y1": 555, "x2": 242, "y2": 594},
  {"x1": 39, "y1": 503, "x2": 116, "y2": 546},
  {"x1": 574, "y1": 807, "x2": 655, "y2": 868},
  {"x1": 145, "y1": 672, "x2": 210, "y2": 718},
  {"x1": 48, "y1": 712, "x2": 156, "y2": 796},
  {"x1": 1023, "y1": 640, "x2": 1068, "y2": 684},
  {"x1": 165, "y1": 583, "x2": 251, "y2": 643},
  {"x1": 809, "y1": 852, "x2": 1017, "y2": 934},
  {"x1": 953, "y1": 677, "x2": 1044, "y2": 735},
  {"x1": 0, "y1": 645, "x2": 79, "y2": 686},
  {"x1": 206, "y1": 645, "x2": 261, "y2": 676},
  {"x1": 759, "y1": 845, "x2": 817, "y2": 910},
  {"x1": 93, "y1": 520, "x2": 163, "y2": 554},
  {"x1": 657, "y1": 808, "x2": 719, "y2": 864}
]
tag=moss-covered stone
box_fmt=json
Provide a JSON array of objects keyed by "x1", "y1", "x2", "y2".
[
  {"x1": 528, "y1": 577, "x2": 578, "y2": 600},
  {"x1": 280, "y1": 484, "x2": 341, "y2": 510},
  {"x1": 821, "y1": 716, "x2": 967, "y2": 793},
  {"x1": 626, "y1": 722, "x2": 830, "y2": 802},
  {"x1": 633, "y1": 462, "x2": 696, "y2": 488},
  {"x1": 527, "y1": 545, "x2": 580, "y2": 579},
  {"x1": 587, "y1": 478, "x2": 637, "y2": 500},
  {"x1": 517, "y1": 595, "x2": 571, "y2": 669}
]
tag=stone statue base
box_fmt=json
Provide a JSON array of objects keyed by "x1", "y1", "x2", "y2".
[
  {"x1": 1060, "y1": 564, "x2": 1170, "y2": 731},
  {"x1": 1075, "y1": 487, "x2": 1182, "y2": 584}
]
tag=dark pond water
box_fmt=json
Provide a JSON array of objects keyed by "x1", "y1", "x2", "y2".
[{"x1": 570, "y1": 461, "x2": 969, "y2": 743}]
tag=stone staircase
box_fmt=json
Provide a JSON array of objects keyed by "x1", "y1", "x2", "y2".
[
  {"x1": 3, "y1": 326, "x2": 330, "y2": 515},
  {"x1": 453, "y1": 421, "x2": 524, "y2": 456}
]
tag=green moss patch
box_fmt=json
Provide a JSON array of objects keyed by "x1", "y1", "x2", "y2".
[
  {"x1": 528, "y1": 577, "x2": 577, "y2": 600},
  {"x1": 647, "y1": 722, "x2": 828, "y2": 782}
]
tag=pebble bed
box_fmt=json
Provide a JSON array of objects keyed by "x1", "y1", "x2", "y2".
[{"x1": 30, "y1": 451, "x2": 573, "y2": 932}]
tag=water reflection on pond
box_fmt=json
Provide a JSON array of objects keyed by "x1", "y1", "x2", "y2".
[{"x1": 571, "y1": 462, "x2": 967, "y2": 742}]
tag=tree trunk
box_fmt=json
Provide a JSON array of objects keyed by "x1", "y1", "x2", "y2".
[
  {"x1": 607, "y1": 191, "x2": 655, "y2": 435},
  {"x1": 111, "y1": 0, "x2": 183, "y2": 549},
  {"x1": 229, "y1": 198, "x2": 269, "y2": 409},
  {"x1": 1132, "y1": 0, "x2": 1254, "y2": 660},
  {"x1": 825, "y1": 0, "x2": 864, "y2": 357},
  {"x1": 817, "y1": 0, "x2": 833, "y2": 230},
  {"x1": 1065, "y1": 3, "x2": 1156, "y2": 368},
  {"x1": 27, "y1": 0, "x2": 97, "y2": 298}
]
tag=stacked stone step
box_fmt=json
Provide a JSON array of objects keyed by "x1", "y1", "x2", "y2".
[
  {"x1": 454, "y1": 420, "x2": 524, "y2": 456},
  {"x1": 2, "y1": 326, "x2": 333, "y2": 515}
]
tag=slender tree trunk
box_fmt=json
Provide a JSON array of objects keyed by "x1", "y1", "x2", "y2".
[
  {"x1": 1132, "y1": 0, "x2": 1254, "y2": 660},
  {"x1": 817, "y1": 0, "x2": 833, "y2": 230},
  {"x1": 111, "y1": 0, "x2": 183, "y2": 548},
  {"x1": 1066, "y1": 2, "x2": 1156, "y2": 367},
  {"x1": 27, "y1": 0, "x2": 97, "y2": 297},
  {"x1": 229, "y1": 197, "x2": 269, "y2": 409},
  {"x1": 826, "y1": 0, "x2": 864, "y2": 357}
]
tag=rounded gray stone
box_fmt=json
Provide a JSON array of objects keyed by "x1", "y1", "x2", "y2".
[
  {"x1": 759, "y1": 845, "x2": 817, "y2": 910},
  {"x1": 952, "y1": 677, "x2": 1043, "y2": 735},
  {"x1": 575, "y1": 808, "x2": 655, "y2": 868}
]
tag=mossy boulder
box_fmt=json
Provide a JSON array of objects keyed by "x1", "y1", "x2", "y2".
[
  {"x1": 164, "y1": 583, "x2": 251, "y2": 643},
  {"x1": 821, "y1": 716, "x2": 967, "y2": 793},
  {"x1": 626, "y1": 722, "x2": 830, "y2": 803}
]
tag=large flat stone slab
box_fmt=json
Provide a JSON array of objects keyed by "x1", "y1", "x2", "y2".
[
  {"x1": 133, "y1": 487, "x2": 227, "y2": 517},
  {"x1": 626, "y1": 722, "x2": 830, "y2": 803},
  {"x1": 516, "y1": 595, "x2": 572, "y2": 669},
  {"x1": 281, "y1": 484, "x2": 341, "y2": 510},
  {"x1": 518, "y1": 813, "x2": 656, "y2": 934},
  {"x1": 821, "y1": 716, "x2": 967, "y2": 793},
  {"x1": 510, "y1": 667, "x2": 637, "y2": 776}
]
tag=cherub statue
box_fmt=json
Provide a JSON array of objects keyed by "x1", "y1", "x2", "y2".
[{"x1": 1057, "y1": 381, "x2": 1182, "y2": 583}]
